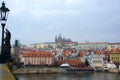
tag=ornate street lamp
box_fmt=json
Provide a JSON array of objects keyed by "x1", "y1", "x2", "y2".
[{"x1": 0, "y1": 1, "x2": 10, "y2": 63}]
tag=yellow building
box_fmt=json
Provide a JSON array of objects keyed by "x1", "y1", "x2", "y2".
[{"x1": 110, "y1": 49, "x2": 120, "y2": 64}]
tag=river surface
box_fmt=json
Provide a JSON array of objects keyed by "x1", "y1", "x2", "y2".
[{"x1": 16, "y1": 72, "x2": 120, "y2": 80}]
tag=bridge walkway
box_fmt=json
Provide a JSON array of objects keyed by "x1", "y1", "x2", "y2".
[{"x1": 0, "y1": 64, "x2": 16, "y2": 80}]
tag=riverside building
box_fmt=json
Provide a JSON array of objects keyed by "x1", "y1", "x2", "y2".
[{"x1": 21, "y1": 51, "x2": 55, "y2": 66}]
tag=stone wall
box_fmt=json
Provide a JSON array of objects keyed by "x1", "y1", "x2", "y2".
[{"x1": 12, "y1": 67, "x2": 66, "y2": 74}]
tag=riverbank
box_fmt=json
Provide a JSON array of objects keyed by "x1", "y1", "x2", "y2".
[
  {"x1": 12, "y1": 67, "x2": 120, "y2": 74},
  {"x1": 12, "y1": 67, "x2": 66, "y2": 74}
]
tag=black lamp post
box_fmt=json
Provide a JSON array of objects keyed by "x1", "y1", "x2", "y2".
[{"x1": 0, "y1": 1, "x2": 10, "y2": 63}]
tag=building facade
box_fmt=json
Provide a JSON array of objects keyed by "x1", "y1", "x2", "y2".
[
  {"x1": 110, "y1": 48, "x2": 120, "y2": 64},
  {"x1": 91, "y1": 54, "x2": 105, "y2": 68},
  {"x1": 107, "y1": 43, "x2": 120, "y2": 50},
  {"x1": 85, "y1": 51, "x2": 105, "y2": 68},
  {"x1": 29, "y1": 42, "x2": 57, "y2": 49},
  {"x1": 21, "y1": 51, "x2": 55, "y2": 65},
  {"x1": 78, "y1": 42, "x2": 108, "y2": 50}
]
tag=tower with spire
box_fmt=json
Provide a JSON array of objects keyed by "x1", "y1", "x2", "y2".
[{"x1": 55, "y1": 33, "x2": 72, "y2": 43}]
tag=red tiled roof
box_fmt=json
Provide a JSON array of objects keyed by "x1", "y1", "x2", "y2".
[
  {"x1": 110, "y1": 48, "x2": 120, "y2": 54},
  {"x1": 56, "y1": 60, "x2": 86, "y2": 66},
  {"x1": 95, "y1": 50, "x2": 104, "y2": 54},
  {"x1": 80, "y1": 42, "x2": 108, "y2": 44},
  {"x1": 104, "y1": 51, "x2": 111, "y2": 56},
  {"x1": 62, "y1": 50, "x2": 72, "y2": 57},
  {"x1": 80, "y1": 51, "x2": 87, "y2": 57},
  {"x1": 22, "y1": 51, "x2": 54, "y2": 57}
]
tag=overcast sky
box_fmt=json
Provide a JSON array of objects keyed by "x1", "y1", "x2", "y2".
[{"x1": 0, "y1": 0, "x2": 120, "y2": 45}]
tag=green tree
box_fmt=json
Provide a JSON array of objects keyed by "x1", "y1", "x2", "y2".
[{"x1": 85, "y1": 59, "x2": 89, "y2": 67}]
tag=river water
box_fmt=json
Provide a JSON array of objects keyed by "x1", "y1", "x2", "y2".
[{"x1": 16, "y1": 72, "x2": 120, "y2": 80}]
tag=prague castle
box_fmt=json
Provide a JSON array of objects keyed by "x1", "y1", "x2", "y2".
[{"x1": 55, "y1": 34, "x2": 72, "y2": 43}]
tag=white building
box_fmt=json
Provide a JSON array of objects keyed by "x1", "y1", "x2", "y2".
[
  {"x1": 107, "y1": 43, "x2": 120, "y2": 50},
  {"x1": 106, "y1": 63, "x2": 116, "y2": 69},
  {"x1": 91, "y1": 54, "x2": 105, "y2": 68},
  {"x1": 85, "y1": 52, "x2": 105, "y2": 68},
  {"x1": 29, "y1": 42, "x2": 57, "y2": 49},
  {"x1": 78, "y1": 42, "x2": 108, "y2": 50}
]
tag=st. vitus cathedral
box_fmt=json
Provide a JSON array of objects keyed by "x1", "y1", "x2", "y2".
[{"x1": 55, "y1": 33, "x2": 72, "y2": 43}]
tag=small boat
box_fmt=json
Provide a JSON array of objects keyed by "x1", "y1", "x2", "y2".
[{"x1": 66, "y1": 67, "x2": 94, "y2": 73}]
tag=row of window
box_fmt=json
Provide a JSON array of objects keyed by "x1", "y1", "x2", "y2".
[
  {"x1": 23, "y1": 57, "x2": 53, "y2": 65},
  {"x1": 111, "y1": 57, "x2": 120, "y2": 60},
  {"x1": 92, "y1": 61, "x2": 103, "y2": 64}
]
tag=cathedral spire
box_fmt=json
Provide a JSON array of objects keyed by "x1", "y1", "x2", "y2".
[{"x1": 55, "y1": 33, "x2": 72, "y2": 43}]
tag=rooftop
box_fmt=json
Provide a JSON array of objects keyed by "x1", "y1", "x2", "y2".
[{"x1": 22, "y1": 51, "x2": 54, "y2": 57}]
